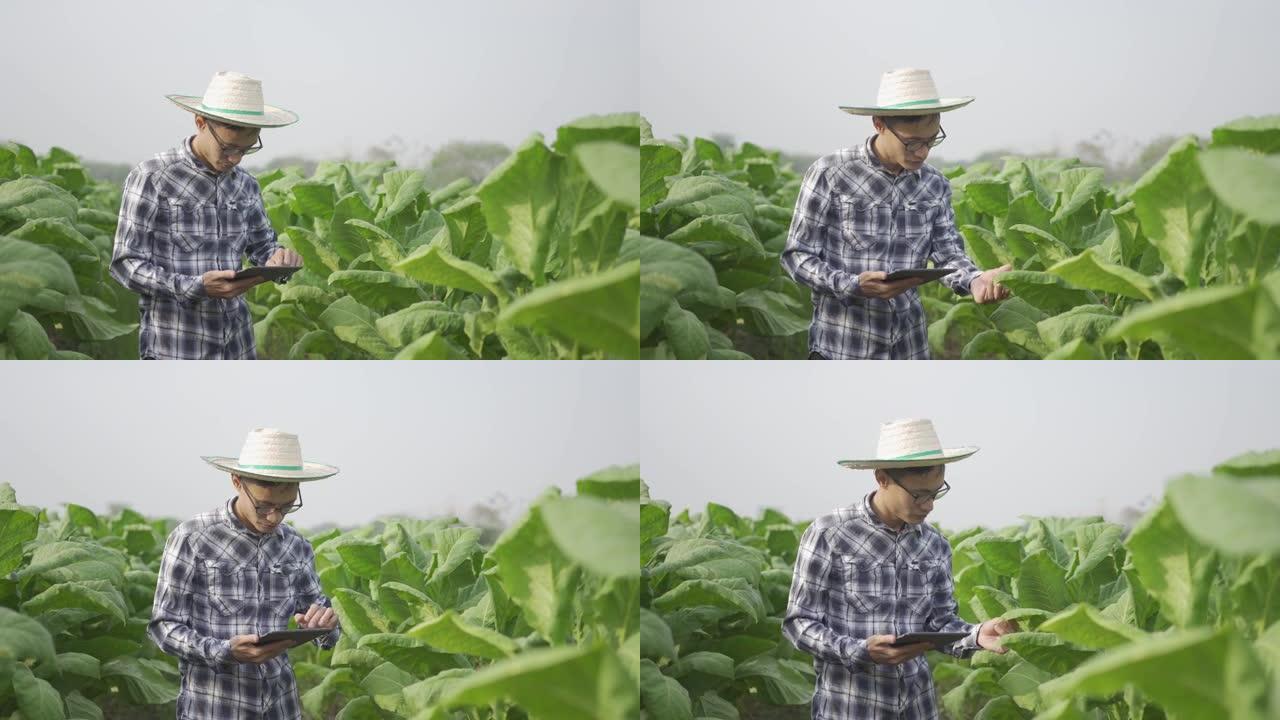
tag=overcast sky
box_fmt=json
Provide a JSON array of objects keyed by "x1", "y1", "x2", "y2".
[
  {"x1": 637, "y1": 0, "x2": 1280, "y2": 162},
  {"x1": 0, "y1": 363, "x2": 638, "y2": 530},
  {"x1": 637, "y1": 362, "x2": 1280, "y2": 530},
  {"x1": 0, "y1": 0, "x2": 634, "y2": 165}
]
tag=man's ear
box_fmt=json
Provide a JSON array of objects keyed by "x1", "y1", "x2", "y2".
[{"x1": 873, "y1": 469, "x2": 888, "y2": 488}]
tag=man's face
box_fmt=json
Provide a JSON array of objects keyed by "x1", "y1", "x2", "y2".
[
  {"x1": 874, "y1": 115, "x2": 942, "y2": 171},
  {"x1": 878, "y1": 465, "x2": 946, "y2": 524},
  {"x1": 233, "y1": 476, "x2": 299, "y2": 534},
  {"x1": 195, "y1": 117, "x2": 261, "y2": 174}
]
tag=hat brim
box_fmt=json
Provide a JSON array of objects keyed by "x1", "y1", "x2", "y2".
[
  {"x1": 837, "y1": 446, "x2": 979, "y2": 470},
  {"x1": 167, "y1": 95, "x2": 298, "y2": 128},
  {"x1": 202, "y1": 456, "x2": 337, "y2": 482},
  {"x1": 839, "y1": 97, "x2": 975, "y2": 117}
]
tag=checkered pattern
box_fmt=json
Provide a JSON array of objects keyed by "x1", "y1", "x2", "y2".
[
  {"x1": 780, "y1": 136, "x2": 983, "y2": 359},
  {"x1": 148, "y1": 498, "x2": 340, "y2": 719},
  {"x1": 110, "y1": 137, "x2": 282, "y2": 359},
  {"x1": 783, "y1": 492, "x2": 981, "y2": 720}
]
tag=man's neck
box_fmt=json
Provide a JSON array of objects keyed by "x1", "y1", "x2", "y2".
[
  {"x1": 869, "y1": 490, "x2": 906, "y2": 531},
  {"x1": 870, "y1": 135, "x2": 905, "y2": 176},
  {"x1": 230, "y1": 497, "x2": 262, "y2": 534},
  {"x1": 188, "y1": 136, "x2": 222, "y2": 174}
]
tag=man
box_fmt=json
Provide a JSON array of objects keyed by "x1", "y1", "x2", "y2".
[
  {"x1": 110, "y1": 71, "x2": 303, "y2": 359},
  {"x1": 781, "y1": 68, "x2": 1012, "y2": 359},
  {"x1": 783, "y1": 418, "x2": 1018, "y2": 719},
  {"x1": 149, "y1": 428, "x2": 341, "y2": 719}
]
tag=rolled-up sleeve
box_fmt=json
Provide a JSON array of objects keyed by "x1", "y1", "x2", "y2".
[
  {"x1": 147, "y1": 531, "x2": 234, "y2": 667},
  {"x1": 110, "y1": 168, "x2": 207, "y2": 303},
  {"x1": 783, "y1": 523, "x2": 870, "y2": 669},
  {"x1": 780, "y1": 163, "x2": 862, "y2": 303}
]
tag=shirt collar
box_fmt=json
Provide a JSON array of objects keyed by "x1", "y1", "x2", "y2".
[
  {"x1": 182, "y1": 136, "x2": 223, "y2": 177},
  {"x1": 859, "y1": 490, "x2": 923, "y2": 535},
  {"x1": 221, "y1": 496, "x2": 279, "y2": 538},
  {"x1": 863, "y1": 135, "x2": 921, "y2": 179}
]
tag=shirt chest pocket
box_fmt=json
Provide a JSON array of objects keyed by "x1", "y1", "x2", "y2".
[
  {"x1": 204, "y1": 560, "x2": 298, "y2": 616},
  {"x1": 843, "y1": 556, "x2": 941, "y2": 616},
  {"x1": 837, "y1": 197, "x2": 892, "y2": 253},
  {"x1": 167, "y1": 198, "x2": 248, "y2": 255},
  {"x1": 898, "y1": 200, "x2": 942, "y2": 252}
]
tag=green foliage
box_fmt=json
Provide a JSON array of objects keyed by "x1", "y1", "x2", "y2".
[
  {"x1": 640, "y1": 115, "x2": 1280, "y2": 358},
  {"x1": 0, "y1": 464, "x2": 639, "y2": 719},
  {"x1": 641, "y1": 450, "x2": 1280, "y2": 719}
]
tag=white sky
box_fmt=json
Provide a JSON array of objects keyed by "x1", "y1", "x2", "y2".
[
  {"x1": 0, "y1": 0, "x2": 635, "y2": 165},
  {"x1": 637, "y1": 362, "x2": 1280, "y2": 529},
  {"x1": 636, "y1": 0, "x2": 1280, "y2": 162},
  {"x1": 0, "y1": 362, "x2": 638, "y2": 529}
]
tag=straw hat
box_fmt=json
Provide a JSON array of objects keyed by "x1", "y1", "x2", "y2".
[
  {"x1": 838, "y1": 419, "x2": 978, "y2": 470},
  {"x1": 839, "y1": 68, "x2": 974, "y2": 117},
  {"x1": 202, "y1": 428, "x2": 337, "y2": 483},
  {"x1": 167, "y1": 71, "x2": 298, "y2": 128}
]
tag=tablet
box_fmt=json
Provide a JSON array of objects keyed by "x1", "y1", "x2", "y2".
[
  {"x1": 255, "y1": 628, "x2": 330, "y2": 646},
  {"x1": 889, "y1": 631, "x2": 969, "y2": 648},
  {"x1": 884, "y1": 268, "x2": 956, "y2": 282},
  {"x1": 233, "y1": 265, "x2": 301, "y2": 282}
]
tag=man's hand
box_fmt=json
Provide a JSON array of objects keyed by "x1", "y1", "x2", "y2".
[
  {"x1": 295, "y1": 604, "x2": 338, "y2": 631},
  {"x1": 202, "y1": 270, "x2": 265, "y2": 299},
  {"x1": 865, "y1": 634, "x2": 933, "y2": 665},
  {"x1": 228, "y1": 634, "x2": 293, "y2": 664},
  {"x1": 856, "y1": 271, "x2": 928, "y2": 300},
  {"x1": 972, "y1": 264, "x2": 1013, "y2": 304},
  {"x1": 267, "y1": 248, "x2": 303, "y2": 267},
  {"x1": 977, "y1": 618, "x2": 1020, "y2": 653}
]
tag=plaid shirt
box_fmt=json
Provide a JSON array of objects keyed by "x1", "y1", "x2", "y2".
[
  {"x1": 780, "y1": 136, "x2": 983, "y2": 359},
  {"x1": 110, "y1": 137, "x2": 282, "y2": 359},
  {"x1": 783, "y1": 492, "x2": 981, "y2": 720},
  {"x1": 148, "y1": 498, "x2": 340, "y2": 720}
]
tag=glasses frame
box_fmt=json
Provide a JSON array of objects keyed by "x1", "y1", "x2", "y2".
[
  {"x1": 241, "y1": 481, "x2": 303, "y2": 518},
  {"x1": 890, "y1": 476, "x2": 950, "y2": 504},
  {"x1": 206, "y1": 120, "x2": 263, "y2": 158},
  {"x1": 886, "y1": 123, "x2": 946, "y2": 155}
]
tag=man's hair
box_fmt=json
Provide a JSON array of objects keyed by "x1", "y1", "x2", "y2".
[
  {"x1": 882, "y1": 465, "x2": 942, "y2": 482},
  {"x1": 875, "y1": 113, "x2": 941, "y2": 130}
]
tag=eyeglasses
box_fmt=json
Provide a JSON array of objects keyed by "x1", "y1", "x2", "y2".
[
  {"x1": 887, "y1": 124, "x2": 946, "y2": 154},
  {"x1": 242, "y1": 483, "x2": 303, "y2": 517},
  {"x1": 206, "y1": 121, "x2": 263, "y2": 158},
  {"x1": 891, "y1": 477, "x2": 950, "y2": 504}
]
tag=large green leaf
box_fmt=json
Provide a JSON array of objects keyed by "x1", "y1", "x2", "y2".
[
  {"x1": 0, "y1": 607, "x2": 56, "y2": 670},
  {"x1": 1167, "y1": 474, "x2": 1280, "y2": 555},
  {"x1": 0, "y1": 177, "x2": 78, "y2": 232},
  {"x1": 1047, "y1": 247, "x2": 1159, "y2": 301},
  {"x1": 395, "y1": 244, "x2": 506, "y2": 299},
  {"x1": 1105, "y1": 274, "x2": 1280, "y2": 359},
  {"x1": 327, "y1": 270, "x2": 424, "y2": 312},
  {"x1": 1130, "y1": 136, "x2": 1215, "y2": 287},
  {"x1": 318, "y1": 295, "x2": 394, "y2": 359},
  {"x1": 641, "y1": 659, "x2": 693, "y2": 720},
  {"x1": 1124, "y1": 500, "x2": 1215, "y2": 628},
  {"x1": 540, "y1": 496, "x2": 639, "y2": 579},
  {"x1": 407, "y1": 610, "x2": 518, "y2": 659},
  {"x1": 497, "y1": 261, "x2": 639, "y2": 358},
  {"x1": 12, "y1": 665, "x2": 63, "y2": 720},
  {"x1": 573, "y1": 141, "x2": 638, "y2": 209},
  {"x1": 439, "y1": 643, "x2": 635, "y2": 720},
  {"x1": 1040, "y1": 603, "x2": 1145, "y2": 650},
  {"x1": 621, "y1": 232, "x2": 718, "y2": 340},
  {"x1": 1042, "y1": 628, "x2": 1272, "y2": 720},
  {"x1": 1199, "y1": 147, "x2": 1280, "y2": 226},
  {"x1": 476, "y1": 134, "x2": 562, "y2": 283},
  {"x1": 642, "y1": 142, "x2": 683, "y2": 209},
  {"x1": 996, "y1": 271, "x2": 1096, "y2": 315}
]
